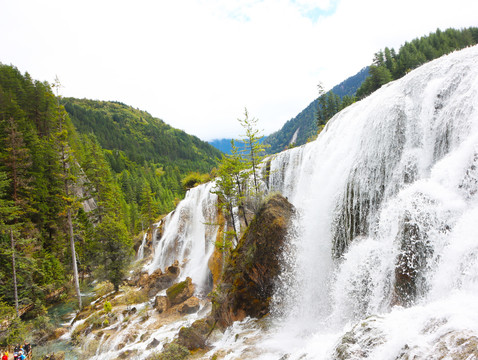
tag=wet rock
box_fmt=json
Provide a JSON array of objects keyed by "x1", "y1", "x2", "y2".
[
  {"x1": 166, "y1": 277, "x2": 195, "y2": 306},
  {"x1": 332, "y1": 316, "x2": 385, "y2": 360},
  {"x1": 393, "y1": 210, "x2": 433, "y2": 307},
  {"x1": 147, "y1": 337, "x2": 160, "y2": 350},
  {"x1": 122, "y1": 331, "x2": 137, "y2": 345},
  {"x1": 395, "y1": 330, "x2": 478, "y2": 360},
  {"x1": 139, "y1": 261, "x2": 181, "y2": 297},
  {"x1": 177, "y1": 296, "x2": 200, "y2": 314},
  {"x1": 116, "y1": 349, "x2": 138, "y2": 359},
  {"x1": 208, "y1": 210, "x2": 226, "y2": 287},
  {"x1": 177, "y1": 326, "x2": 206, "y2": 350},
  {"x1": 191, "y1": 317, "x2": 216, "y2": 335},
  {"x1": 49, "y1": 327, "x2": 68, "y2": 340},
  {"x1": 212, "y1": 194, "x2": 295, "y2": 327},
  {"x1": 41, "y1": 352, "x2": 65, "y2": 360},
  {"x1": 154, "y1": 295, "x2": 170, "y2": 313},
  {"x1": 122, "y1": 307, "x2": 137, "y2": 316}
]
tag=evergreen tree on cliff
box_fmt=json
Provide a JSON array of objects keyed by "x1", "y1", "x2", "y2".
[
  {"x1": 93, "y1": 216, "x2": 133, "y2": 291},
  {"x1": 52, "y1": 78, "x2": 82, "y2": 309}
]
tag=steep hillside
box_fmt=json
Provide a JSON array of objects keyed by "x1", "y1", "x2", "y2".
[
  {"x1": 0, "y1": 64, "x2": 222, "y2": 334},
  {"x1": 63, "y1": 98, "x2": 222, "y2": 174},
  {"x1": 264, "y1": 66, "x2": 369, "y2": 153},
  {"x1": 210, "y1": 67, "x2": 369, "y2": 155},
  {"x1": 356, "y1": 27, "x2": 478, "y2": 99}
]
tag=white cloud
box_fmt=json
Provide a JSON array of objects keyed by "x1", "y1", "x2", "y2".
[{"x1": 1, "y1": 0, "x2": 477, "y2": 140}]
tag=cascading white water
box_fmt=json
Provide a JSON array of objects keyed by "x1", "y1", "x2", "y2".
[
  {"x1": 244, "y1": 45, "x2": 478, "y2": 359},
  {"x1": 147, "y1": 182, "x2": 219, "y2": 294},
  {"x1": 131, "y1": 45, "x2": 478, "y2": 359},
  {"x1": 136, "y1": 233, "x2": 148, "y2": 261}
]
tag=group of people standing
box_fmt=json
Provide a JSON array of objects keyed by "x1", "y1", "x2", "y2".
[{"x1": 1, "y1": 342, "x2": 31, "y2": 360}]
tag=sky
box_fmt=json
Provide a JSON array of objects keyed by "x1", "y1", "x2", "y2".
[{"x1": 1, "y1": 0, "x2": 477, "y2": 141}]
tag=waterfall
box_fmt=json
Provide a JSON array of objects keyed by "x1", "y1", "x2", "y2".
[
  {"x1": 136, "y1": 233, "x2": 148, "y2": 261},
  {"x1": 138, "y1": 45, "x2": 478, "y2": 359},
  {"x1": 146, "y1": 182, "x2": 219, "y2": 294},
  {"x1": 253, "y1": 45, "x2": 478, "y2": 359}
]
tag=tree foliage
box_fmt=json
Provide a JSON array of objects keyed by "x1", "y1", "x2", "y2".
[
  {"x1": 356, "y1": 27, "x2": 478, "y2": 98},
  {"x1": 212, "y1": 110, "x2": 268, "y2": 248},
  {"x1": 0, "y1": 62, "x2": 220, "y2": 316},
  {"x1": 92, "y1": 216, "x2": 133, "y2": 291},
  {"x1": 264, "y1": 67, "x2": 369, "y2": 153}
]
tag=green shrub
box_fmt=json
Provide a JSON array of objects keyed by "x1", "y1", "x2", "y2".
[
  {"x1": 181, "y1": 172, "x2": 210, "y2": 189},
  {"x1": 148, "y1": 343, "x2": 190, "y2": 360},
  {"x1": 94, "y1": 281, "x2": 115, "y2": 298},
  {"x1": 0, "y1": 317, "x2": 27, "y2": 347},
  {"x1": 103, "y1": 301, "x2": 112, "y2": 314},
  {"x1": 113, "y1": 286, "x2": 148, "y2": 306}
]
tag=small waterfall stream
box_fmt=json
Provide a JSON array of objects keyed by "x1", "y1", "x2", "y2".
[{"x1": 147, "y1": 181, "x2": 219, "y2": 294}]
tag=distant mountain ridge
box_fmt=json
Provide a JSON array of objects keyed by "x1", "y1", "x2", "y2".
[
  {"x1": 263, "y1": 66, "x2": 369, "y2": 154},
  {"x1": 210, "y1": 66, "x2": 369, "y2": 154}
]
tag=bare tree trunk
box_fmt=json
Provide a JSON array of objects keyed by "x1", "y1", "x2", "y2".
[
  {"x1": 55, "y1": 79, "x2": 82, "y2": 310},
  {"x1": 68, "y1": 208, "x2": 82, "y2": 310},
  {"x1": 11, "y1": 229, "x2": 19, "y2": 317}
]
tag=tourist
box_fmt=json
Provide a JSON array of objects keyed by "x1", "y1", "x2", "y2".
[{"x1": 23, "y1": 341, "x2": 31, "y2": 356}]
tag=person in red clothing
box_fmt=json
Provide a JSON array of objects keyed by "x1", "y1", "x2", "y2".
[{"x1": 1, "y1": 351, "x2": 8, "y2": 360}]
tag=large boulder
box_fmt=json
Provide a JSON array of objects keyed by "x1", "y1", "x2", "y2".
[
  {"x1": 212, "y1": 194, "x2": 295, "y2": 327},
  {"x1": 175, "y1": 318, "x2": 216, "y2": 351},
  {"x1": 177, "y1": 297, "x2": 200, "y2": 314},
  {"x1": 154, "y1": 295, "x2": 170, "y2": 313},
  {"x1": 166, "y1": 277, "x2": 195, "y2": 306},
  {"x1": 176, "y1": 326, "x2": 206, "y2": 350},
  {"x1": 139, "y1": 261, "x2": 181, "y2": 298}
]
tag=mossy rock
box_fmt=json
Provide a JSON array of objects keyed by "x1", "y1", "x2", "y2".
[
  {"x1": 177, "y1": 326, "x2": 206, "y2": 350},
  {"x1": 212, "y1": 194, "x2": 296, "y2": 327},
  {"x1": 166, "y1": 277, "x2": 194, "y2": 305}
]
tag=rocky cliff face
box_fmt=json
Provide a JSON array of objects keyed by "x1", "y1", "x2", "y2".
[{"x1": 212, "y1": 194, "x2": 295, "y2": 327}]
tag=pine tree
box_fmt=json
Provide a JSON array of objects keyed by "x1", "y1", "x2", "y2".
[
  {"x1": 51, "y1": 78, "x2": 82, "y2": 309},
  {"x1": 140, "y1": 185, "x2": 157, "y2": 235},
  {"x1": 238, "y1": 108, "x2": 268, "y2": 201},
  {"x1": 0, "y1": 171, "x2": 19, "y2": 316},
  {"x1": 212, "y1": 140, "x2": 249, "y2": 245},
  {"x1": 1, "y1": 117, "x2": 33, "y2": 317},
  {"x1": 93, "y1": 216, "x2": 133, "y2": 291}
]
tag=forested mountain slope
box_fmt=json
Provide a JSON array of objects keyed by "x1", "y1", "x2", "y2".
[
  {"x1": 260, "y1": 27, "x2": 478, "y2": 155},
  {"x1": 263, "y1": 66, "x2": 369, "y2": 154},
  {"x1": 63, "y1": 98, "x2": 222, "y2": 174},
  {"x1": 0, "y1": 64, "x2": 221, "y2": 326},
  {"x1": 356, "y1": 27, "x2": 478, "y2": 98},
  {"x1": 210, "y1": 67, "x2": 369, "y2": 155}
]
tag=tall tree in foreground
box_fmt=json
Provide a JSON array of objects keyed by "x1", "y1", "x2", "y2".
[
  {"x1": 213, "y1": 110, "x2": 268, "y2": 248},
  {"x1": 238, "y1": 108, "x2": 268, "y2": 201},
  {"x1": 0, "y1": 171, "x2": 18, "y2": 316},
  {"x1": 212, "y1": 140, "x2": 245, "y2": 246},
  {"x1": 2, "y1": 117, "x2": 33, "y2": 317},
  {"x1": 52, "y1": 78, "x2": 82, "y2": 310},
  {"x1": 93, "y1": 216, "x2": 133, "y2": 291}
]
